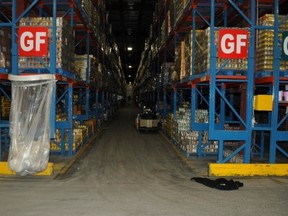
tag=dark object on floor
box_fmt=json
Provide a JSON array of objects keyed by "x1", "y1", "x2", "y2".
[{"x1": 191, "y1": 177, "x2": 244, "y2": 190}]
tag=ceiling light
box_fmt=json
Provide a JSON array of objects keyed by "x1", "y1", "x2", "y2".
[
  {"x1": 128, "y1": 75, "x2": 131, "y2": 77},
  {"x1": 128, "y1": 65, "x2": 132, "y2": 68},
  {"x1": 127, "y1": 47, "x2": 133, "y2": 51}
]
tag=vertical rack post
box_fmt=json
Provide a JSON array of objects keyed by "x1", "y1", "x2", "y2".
[
  {"x1": 243, "y1": 0, "x2": 256, "y2": 163},
  {"x1": 270, "y1": 0, "x2": 280, "y2": 163}
]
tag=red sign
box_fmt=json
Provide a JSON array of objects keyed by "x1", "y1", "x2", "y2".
[
  {"x1": 18, "y1": 27, "x2": 49, "y2": 57},
  {"x1": 218, "y1": 29, "x2": 248, "y2": 59}
]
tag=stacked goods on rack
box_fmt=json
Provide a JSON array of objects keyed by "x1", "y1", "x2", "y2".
[
  {"x1": 172, "y1": 30, "x2": 200, "y2": 81},
  {"x1": 223, "y1": 149, "x2": 244, "y2": 163},
  {"x1": 160, "y1": 20, "x2": 166, "y2": 46},
  {"x1": 79, "y1": 0, "x2": 92, "y2": 20},
  {"x1": 90, "y1": 5, "x2": 101, "y2": 38},
  {"x1": 84, "y1": 119, "x2": 97, "y2": 136},
  {"x1": 50, "y1": 124, "x2": 89, "y2": 152},
  {"x1": 18, "y1": 17, "x2": 75, "y2": 72},
  {"x1": 172, "y1": 43, "x2": 182, "y2": 82},
  {"x1": 1, "y1": 96, "x2": 10, "y2": 120},
  {"x1": 195, "y1": 109, "x2": 209, "y2": 123},
  {"x1": 164, "y1": 113, "x2": 173, "y2": 138},
  {"x1": 175, "y1": 106, "x2": 191, "y2": 151},
  {"x1": 0, "y1": 27, "x2": 11, "y2": 68},
  {"x1": 93, "y1": 62, "x2": 104, "y2": 88},
  {"x1": 170, "y1": 107, "x2": 218, "y2": 155},
  {"x1": 202, "y1": 131, "x2": 218, "y2": 153},
  {"x1": 161, "y1": 62, "x2": 174, "y2": 85},
  {"x1": 74, "y1": 54, "x2": 95, "y2": 81},
  {"x1": 194, "y1": 27, "x2": 248, "y2": 74},
  {"x1": 168, "y1": 0, "x2": 174, "y2": 30},
  {"x1": 184, "y1": 31, "x2": 192, "y2": 79},
  {"x1": 223, "y1": 124, "x2": 243, "y2": 163},
  {"x1": 174, "y1": 0, "x2": 185, "y2": 23},
  {"x1": 181, "y1": 131, "x2": 199, "y2": 154},
  {"x1": 257, "y1": 14, "x2": 288, "y2": 71}
]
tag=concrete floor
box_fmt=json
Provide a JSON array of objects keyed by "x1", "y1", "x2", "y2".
[{"x1": 1, "y1": 106, "x2": 288, "y2": 216}]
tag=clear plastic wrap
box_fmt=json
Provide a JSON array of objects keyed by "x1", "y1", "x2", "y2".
[{"x1": 8, "y1": 75, "x2": 55, "y2": 176}]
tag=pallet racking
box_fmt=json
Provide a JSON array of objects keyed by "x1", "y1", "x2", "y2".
[
  {"x1": 0, "y1": 0, "x2": 126, "y2": 160},
  {"x1": 134, "y1": 0, "x2": 288, "y2": 164}
]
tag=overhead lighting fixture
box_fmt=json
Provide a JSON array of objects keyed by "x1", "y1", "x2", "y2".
[
  {"x1": 128, "y1": 75, "x2": 131, "y2": 78},
  {"x1": 127, "y1": 47, "x2": 133, "y2": 51},
  {"x1": 128, "y1": 65, "x2": 132, "y2": 68}
]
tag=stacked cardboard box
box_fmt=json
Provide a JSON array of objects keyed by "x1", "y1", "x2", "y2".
[
  {"x1": 18, "y1": 17, "x2": 75, "y2": 72},
  {"x1": 171, "y1": 107, "x2": 218, "y2": 155},
  {"x1": 50, "y1": 124, "x2": 88, "y2": 152},
  {"x1": 174, "y1": 0, "x2": 185, "y2": 23},
  {"x1": 1, "y1": 96, "x2": 10, "y2": 120},
  {"x1": 257, "y1": 14, "x2": 288, "y2": 71},
  {"x1": 160, "y1": 20, "x2": 166, "y2": 46},
  {"x1": 0, "y1": 27, "x2": 11, "y2": 68},
  {"x1": 195, "y1": 27, "x2": 248, "y2": 74},
  {"x1": 164, "y1": 113, "x2": 174, "y2": 138},
  {"x1": 161, "y1": 62, "x2": 174, "y2": 85},
  {"x1": 168, "y1": 0, "x2": 175, "y2": 30},
  {"x1": 223, "y1": 149, "x2": 244, "y2": 163},
  {"x1": 74, "y1": 54, "x2": 95, "y2": 81}
]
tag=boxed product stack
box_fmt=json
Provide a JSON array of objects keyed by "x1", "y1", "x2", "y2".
[
  {"x1": 184, "y1": 31, "x2": 192, "y2": 78},
  {"x1": 223, "y1": 123, "x2": 243, "y2": 162},
  {"x1": 257, "y1": 14, "x2": 288, "y2": 71},
  {"x1": 90, "y1": 5, "x2": 100, "y2": 38},
  {"x1": 161, "y1": 62, "x2": 174, "y2": 85},
  {"x1": 172, "y1": 43, "x2": 181, "y2": 82},
  {"x1": 18, "y1": 17, "x2": 75, "y2": 72},
  {"x1": 89, "y1": 57, "x2": 101, "y2": 87},
  {"x1": 1, "y1": 96, "x2": 10, "y2": 120},
  {"x1": 202, "y1": 131, "x2": 218, "y2": 153},
  {"x1": 160, "y1": 20, "x2": 166, "y2": 46},
  {"x1": 80, "y1": 0, "x2": 92, "y2": 20},
  {"x1": 164, "y1": 113, "x2": 174, "y2": 138},
  {"x1": 174, "y1": 0, "x2": 185, "y2": 23},
  {"x1": 175, "y1": 106, "x2": 191, "y2": 149},
  {"x1": 0, "y1": 27, "x2": 11, "y2": 68},
  {"x1": 181, "y1": 131, "x2": 199, "y2": 154},
  {"x1": 50, "y1": 124, "x2": 88, "y2": 152},
  {"x1": 168, "y1": 0, "x2": 175, "y2": 29},
  {"x1": 223, "y1": 149, "x2": 244, "y2": 163},
  {"x1": 195, "y1": 27, "x2": 248, "y2": 74},
  {"x1": 180, "y1": 41, "x2": 186, "y2": 80},
  {"x1": 195, "y1": 109, "x2": 209, "y2": 123},
  {"x1": 74, "y1": 54, "x2": 95, "y2": 81},
  {"x1": 177, "y1": 108, "x2": 218, "y2": 155}
]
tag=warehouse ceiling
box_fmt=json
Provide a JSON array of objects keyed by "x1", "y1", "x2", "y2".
[{"x1": 106, "y1": 0, "x2": 156, "y2": 84}]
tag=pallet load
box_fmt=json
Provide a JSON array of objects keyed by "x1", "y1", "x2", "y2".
[
  {"x1": 1, "y1": 96, "x2": 11, "y2": 120},
  {"x1": 256, "y1": 14, "x2": 288, "y2": 71},
  {"x1": 74, "y1": 54, "x2": 95, "y2": 81},
  {"x1": 0, "y1": 26, "x2": 11, "y2": 68},
  {"x1": 194, "y1": 27, "x2": 248, "y2": 74}
]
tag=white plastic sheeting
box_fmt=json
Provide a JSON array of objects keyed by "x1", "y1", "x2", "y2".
[{"x1": 8, "y1": 74, "x2": 55, "y2": 176}]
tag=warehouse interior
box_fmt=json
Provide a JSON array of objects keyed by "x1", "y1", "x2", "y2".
[{"x1": 1, "y1": 0, "x2": 288, "y2": 215}]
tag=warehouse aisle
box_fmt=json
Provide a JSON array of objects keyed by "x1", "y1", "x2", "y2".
[{"x1": 1, "y1": 106, "x2": 288, "y2": 216}]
